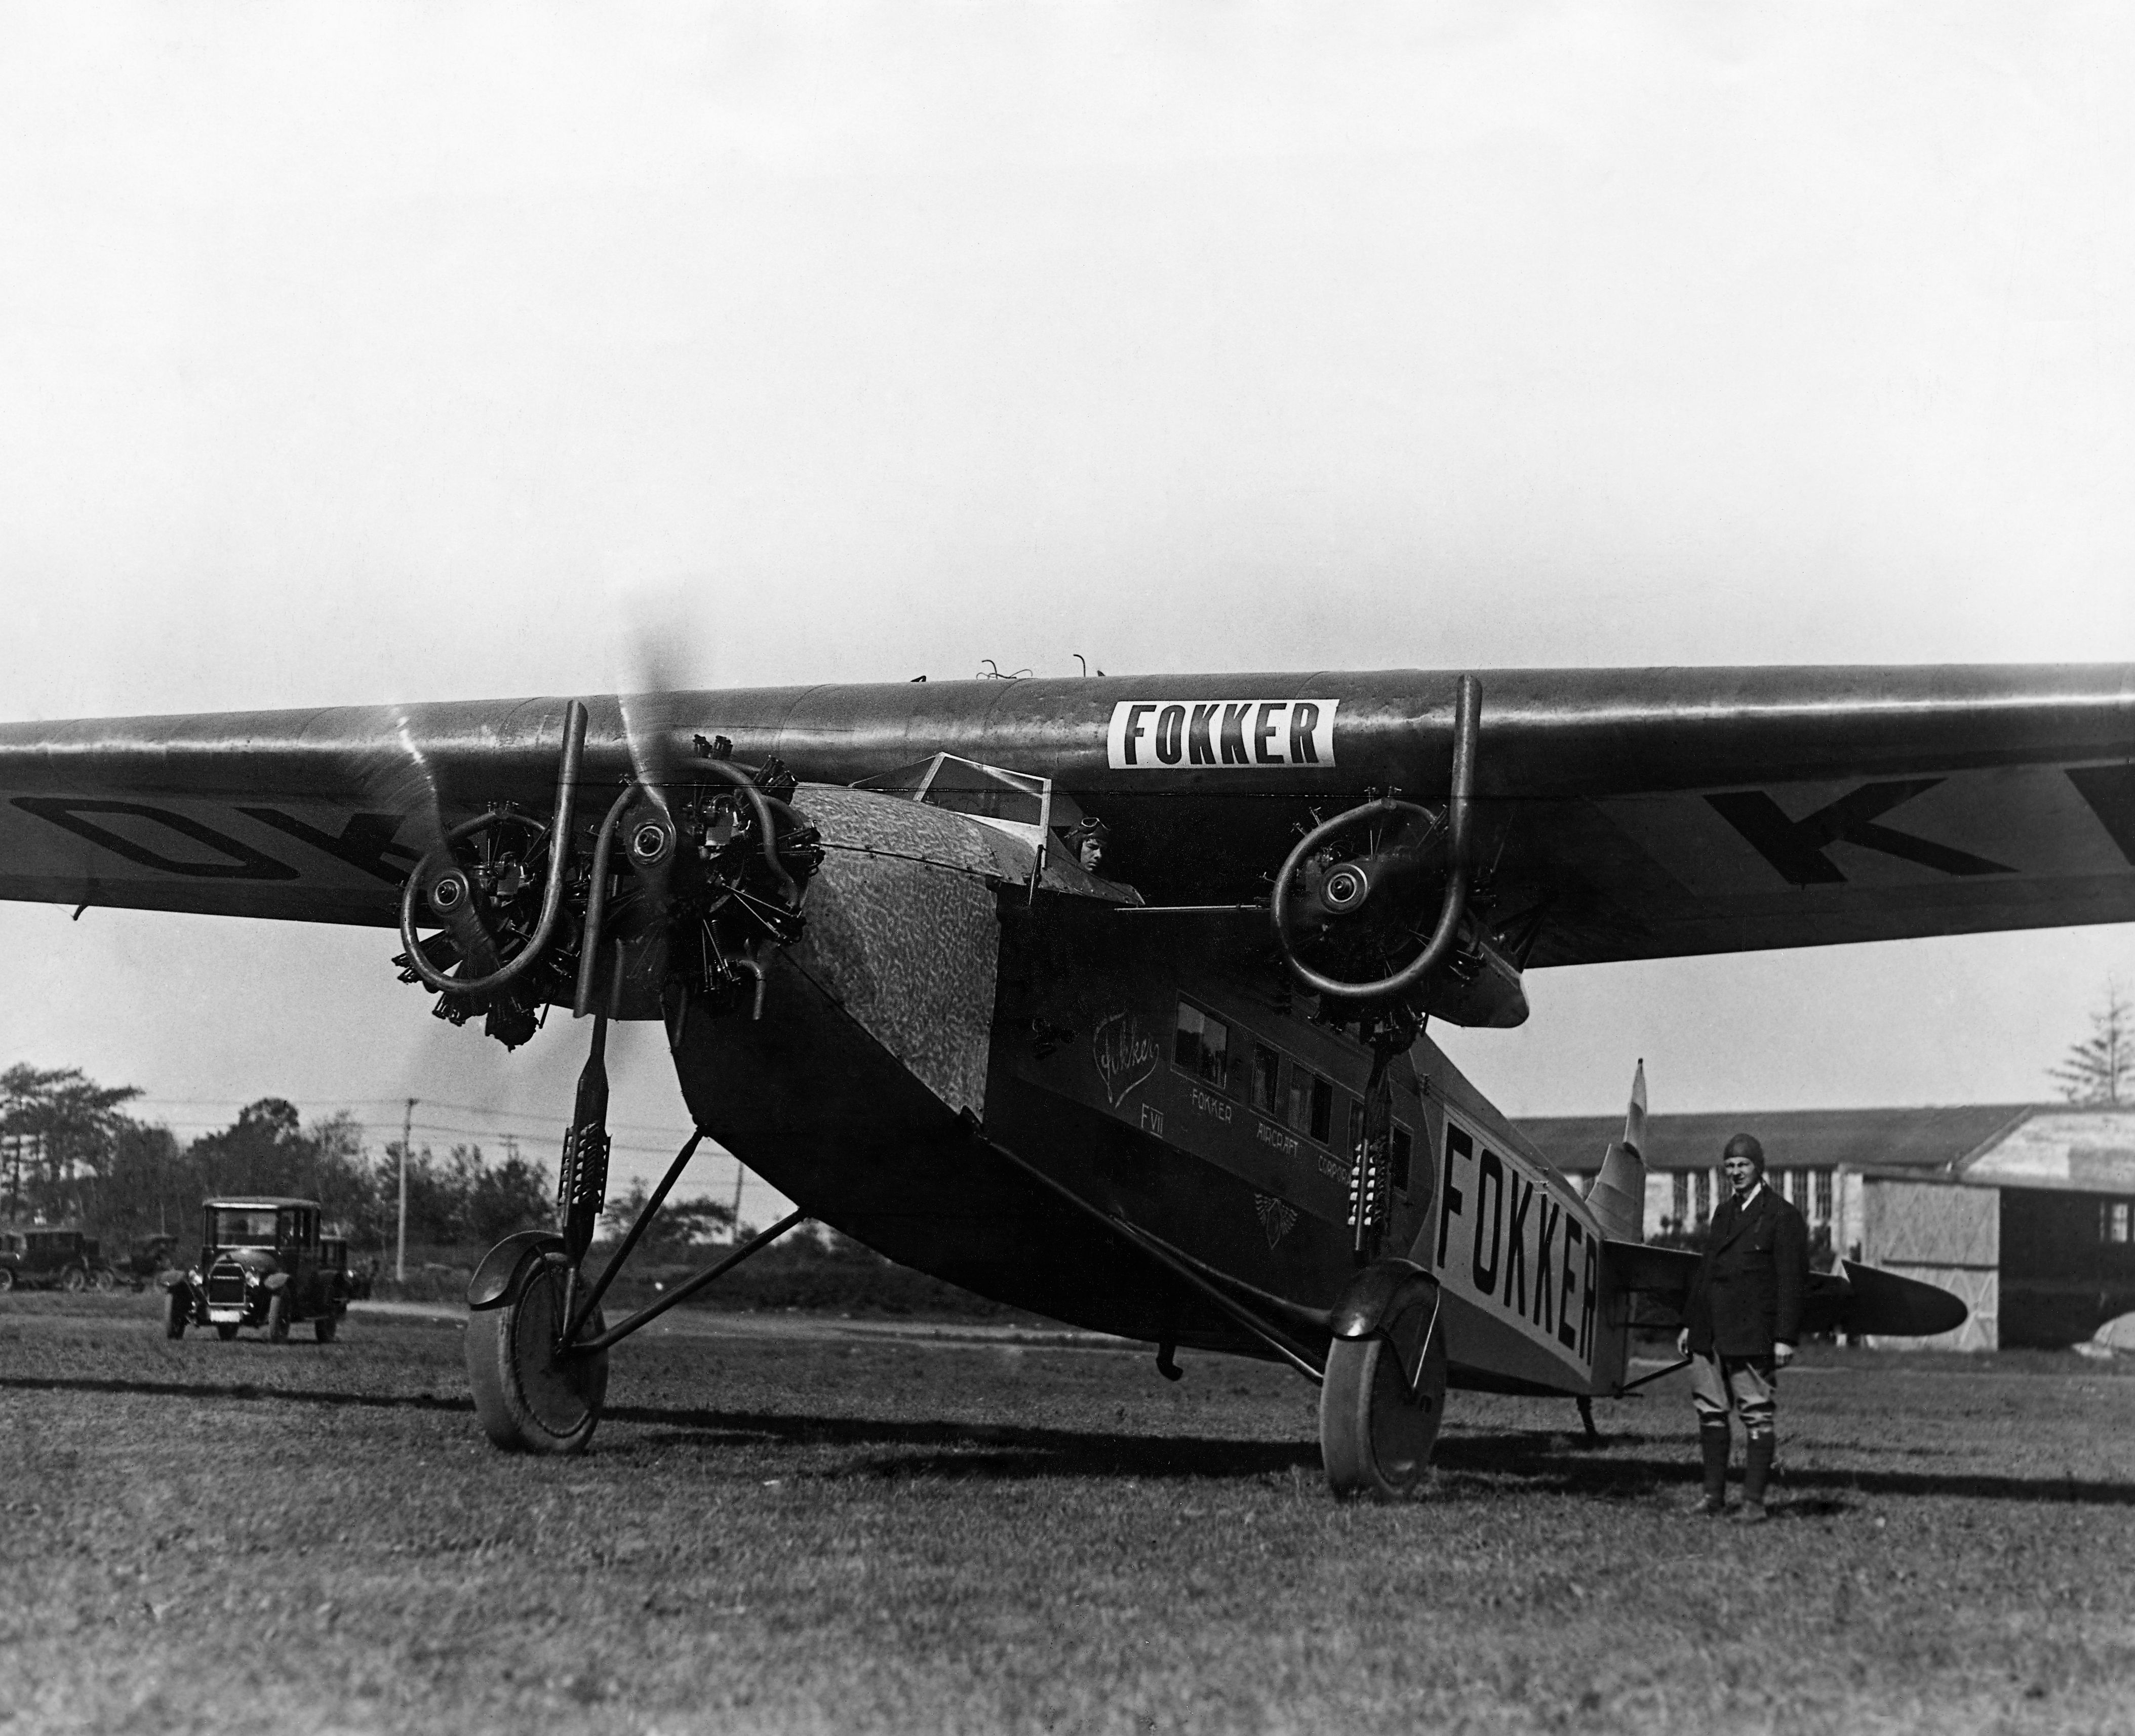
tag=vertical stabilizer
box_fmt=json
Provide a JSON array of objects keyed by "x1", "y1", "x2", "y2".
[{"x1": 1583, "y1": 1059, "x2": 1648, "y2": 1243}]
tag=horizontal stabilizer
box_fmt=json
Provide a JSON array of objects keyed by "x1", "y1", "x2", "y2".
[
  {"x1": 1803, "y1": 1259, "x2": 1971, "y2": 1340},
  {"x1": 1601, "y1": 1240, "x2": 1696, "y2": 1297},
  {"x1": 1603, "y1": 1243, "x2": 1969, "y2": 1341}
]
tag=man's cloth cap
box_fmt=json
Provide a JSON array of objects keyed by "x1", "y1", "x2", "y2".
[{"x1": 1722, "y1": 1133, "x2": 1765, "y2": 1174}]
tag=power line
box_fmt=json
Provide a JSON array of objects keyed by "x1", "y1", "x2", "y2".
[{"x1": 127, "y1": 1095, "x2": 704, "y2": 1139}]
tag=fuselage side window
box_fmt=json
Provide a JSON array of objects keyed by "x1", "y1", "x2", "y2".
[
  {"x1": 1172, "y1": 999, "x2": 1231, "y2": 1093},
  {"x1": 1392, "y1": 1123, "x2": 1413, "y2": 1193},
  {"x1": 1347, "y1": 1101, "x2": 1365, "y2": 1160},
  {"x1": 1174, "y1": 1002, "x2": 1204, "y2": 1073},
  {"x1": 1250, "y1": 1044, "x2": 1281, "y2": 1115},
  {"x1": 1198, "y1": 1014, "x2": 1230, "y2": 1089},
  {"x1": 1310, "y1": 1077, "x2": 1334, "y2": 1145}
]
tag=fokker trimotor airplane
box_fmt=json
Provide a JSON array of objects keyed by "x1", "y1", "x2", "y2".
[{"x1": 5, "y1": 664, "x2": 2130, "y2": 1496}]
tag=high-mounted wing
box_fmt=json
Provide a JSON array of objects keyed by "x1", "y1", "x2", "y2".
[{"x1": 2, "y1": 664, "x2": 2131, "y2": 967}]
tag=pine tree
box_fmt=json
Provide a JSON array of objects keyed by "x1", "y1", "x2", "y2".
[{"x1": 2050, "y1": 981, "x2": 2132, "y2": 1107}]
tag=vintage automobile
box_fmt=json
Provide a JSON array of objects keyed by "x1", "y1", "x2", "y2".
[
  {"x1": 0, "y1": 1225, "x2": 111, "y2": 1292},
  {"x1": 164, "y1": 1198, "x2": 350, "y2": 1342},
  {"x1": 117, "y1": 1233, "x2": 179, "y2": 1289}
]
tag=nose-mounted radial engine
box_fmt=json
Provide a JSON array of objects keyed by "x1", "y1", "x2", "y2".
[
  {"x1": 390, "y1": 702, "x2": 825, "y2": 1051},
  {"x1": 385, "y1": 703, "x2": 829, "y2": 1456}
]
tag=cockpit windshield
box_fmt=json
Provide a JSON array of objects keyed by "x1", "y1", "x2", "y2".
[
  {"x1": 853, "y1": 754, "x2": 1085, "y2": 852},
  {"x1": 210, "y1": 1207, "x2": 281, "y2": 1247}
]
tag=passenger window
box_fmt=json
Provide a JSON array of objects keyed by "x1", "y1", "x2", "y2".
[
  {"x1": 1392, "y1": 1124, "x2": 1412, "y2": 1193},
  {"x1": 1347, "y1": 1101, "x2": 1365, "y2": 1159},
  {"x1": 1172, "y1": 1001, "x2": 1231, "y2": 1091},
  {"x1": 1174, "y1": 1002, "x2": 1203, "y2": 1071},
  {"x1": 1310, "y1": 1077, "x2": 1333, "y2": 1144},
  {"x1": 1250, "y1": 1045, "x2": 1281, "y2": 1115},
  {"x1": 1198, "y1": 1015, "x2": 1229, "y2": 1088}
]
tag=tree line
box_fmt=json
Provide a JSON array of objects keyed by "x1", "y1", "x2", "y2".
[{"x1": 1, "y1": 1064, "x2": 552, "y2": 1252}]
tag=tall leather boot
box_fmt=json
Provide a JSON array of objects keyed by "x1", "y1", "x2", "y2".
[
  {"x1": 1696, "y1": 1422, "x2": 1730, "y2": 1514},
  {"x1": 1736, "y1": 1431, "x2": 1774, "y2": 1522}
]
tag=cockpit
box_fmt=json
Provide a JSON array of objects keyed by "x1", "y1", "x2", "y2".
[{"x1": 851, "y1": 754, "x2": 1131, "y2": 899}]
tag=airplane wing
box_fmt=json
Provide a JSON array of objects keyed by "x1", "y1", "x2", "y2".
[{"x1": 1, "y1": 664, "x2": 2130, "y2": 966}]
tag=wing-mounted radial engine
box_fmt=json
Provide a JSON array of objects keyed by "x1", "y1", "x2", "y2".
[
  {"x1": 390, "y1": 703, "x2": 825, "y2": 1050},
  {"x1": 1269, "y1": 675, "x2": 1528, "y2": 1270},
  {"x1": 1269, "y1": 674, "x2": 1528, "y2": 1036}
]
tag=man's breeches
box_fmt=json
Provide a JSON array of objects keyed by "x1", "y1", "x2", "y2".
[{"x1": 1689, "y1": 1352, "x2": 1776, "y2": 1439}]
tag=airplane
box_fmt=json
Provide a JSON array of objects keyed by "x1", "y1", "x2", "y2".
[{"x1": 4, "y1": 662, "x2": 2129, "y2": 1497}]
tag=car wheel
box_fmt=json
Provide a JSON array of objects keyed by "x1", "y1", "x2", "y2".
[
  {"x1": 314, "y1": 1312, "x2": 338, "y2": 1344},
  {"x1": 0, "y1": 1267, "x2": 14, "y2": 1294},
  {"x1": 164, "y1": 1288, "x2": 189, "y2": 1338},
  {"x1": 265, "y1": 1292, "x2": 290, "y2": 1343},
  {"x1": 216, "y1": 1322, "x2": 240, "y2": 1341},
  {"x1": 92, "y1": 1267, "x2": 118, "y2": 1293},
  {"x1": 466, "y1": 1249, "x2": 608, "y2": 1455},
  {"x1": 61, "y1": 1266, "x2": 87, "y2": 1294}
]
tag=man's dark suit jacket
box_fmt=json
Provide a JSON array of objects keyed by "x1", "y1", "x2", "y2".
[{"x1": 1684, "y1": 1185, "x2": 1810, "y2": 1358}]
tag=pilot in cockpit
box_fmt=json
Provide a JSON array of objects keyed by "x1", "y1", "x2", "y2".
[{"x1": 1061, "y1": 816, "x2": 1110, "y2": 875}]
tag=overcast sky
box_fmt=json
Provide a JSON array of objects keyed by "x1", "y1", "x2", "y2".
[{"x1": 3, "y1": 3, "x2": 2132, "y2": 1202}]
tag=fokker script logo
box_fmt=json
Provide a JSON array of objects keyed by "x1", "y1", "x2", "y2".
[
  {"x1": 1106, "y1": 700, "x2": 1338, "y2": 771},
  {"x1": 1091, "y1": 1011, "x2": 1157, "y2": 1107}
]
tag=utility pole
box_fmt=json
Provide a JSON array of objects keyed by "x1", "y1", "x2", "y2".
[{"x1": 398, "y1": 1098, "x2": 415, "y2": 1283}]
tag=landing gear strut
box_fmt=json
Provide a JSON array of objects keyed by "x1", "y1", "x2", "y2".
[{"x1": 464, "y1": 994, "x2": 809, "y2": 1455}]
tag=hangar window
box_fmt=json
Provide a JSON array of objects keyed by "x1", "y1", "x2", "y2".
[
  {"x1": 1249, "y1": 1044, "x2": 1281, "y2": 1115},
  {"x1": 1672, "y1": 1172, "x2": 1689, "y2": 1228},
  {"x1": 1814, "y1": 1169, "x2": 1833, "y2": 1225},
  {"x1": 2105, "y1": 1200, "x2": 2131, "y2": 1245},
  {"x1": 1172, "y1": 1001, "x2": 1230, "y2": 1091},
  {"x1": 1694, "y1": 1169, "x2": 1712, "y2": 1225}
]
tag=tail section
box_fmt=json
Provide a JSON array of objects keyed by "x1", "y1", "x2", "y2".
[{"x1": 1583, "y1": 1059, "x2": 1648, "y2": 1244}]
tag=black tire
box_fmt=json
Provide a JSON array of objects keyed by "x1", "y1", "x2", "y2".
[
  {"x1": 164, "y1": 1288, "x2": 187, "y2": 1339},
  {"x1": 92, "y1": 1267, "x2": 118, "y2": 1293},
  {"x1": 216, "y1": 1323, "x2": 239, "y2": 1341},
  {"x1": 0, "y1": 1267, "x2": 14, "y2": 1294},
  {"x1": 314, "y1": 1312, "x2": 338, "y2": 1344},
  {"x1": 265, "y1": 1292, "x2": 290, "y2": 1343},
  {"x1": 60, "y1": 1266, "x2": 87, "y2": 1294},
  {"x1": 1320, "y1": 1289, "x2": 1449, "y2": 1501},
  {"x1": 465, "y1": 1250, "x2": 609, "y2": 1455}
]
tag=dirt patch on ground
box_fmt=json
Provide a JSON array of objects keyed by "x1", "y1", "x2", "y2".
[{"x1": 5, "y1": 1294, "x2": 2133, "y2": 1734}]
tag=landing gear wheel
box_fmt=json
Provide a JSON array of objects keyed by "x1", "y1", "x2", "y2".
[
  {"x1": 1320, "y1": 1293, "x2": 1448, "y2": 1501},
  {"x1": 314, "y1": 1312, "x2": 339, "y2": 1344},
  {"x1": 164, "y1": 1289, "x2": 187, "y2": 1339},
  {"x1": 465, "y1": 1251, "x2": 609, "y2": 1455},
  {"x1": 216, "y1": 1323, "x2": 239, "y2": 1341},
  {"x1": 265, "y1": 1293, "x2": 290, "y2": 1343}
]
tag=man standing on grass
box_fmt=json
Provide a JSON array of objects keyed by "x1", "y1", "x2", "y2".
[{"x1": 1677, "y1": 1133, "x2": 1809, "y2": 1523}]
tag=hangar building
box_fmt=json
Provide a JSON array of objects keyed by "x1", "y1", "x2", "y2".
[{"x1": 1519, "y1": 1105, "x2": 2135, "y2": 1352}]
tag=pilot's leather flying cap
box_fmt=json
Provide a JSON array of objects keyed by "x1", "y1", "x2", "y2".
[{"x1": 1722, "y1": 1133, "x2": 1766, "y2": 1174}]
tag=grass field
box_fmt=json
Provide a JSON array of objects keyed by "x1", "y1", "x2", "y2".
[{"x1": 5, "y1": 1293, "x2": 2134, "y2": 1736}]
